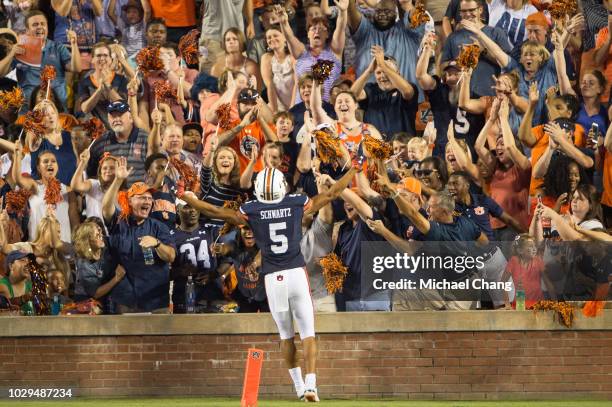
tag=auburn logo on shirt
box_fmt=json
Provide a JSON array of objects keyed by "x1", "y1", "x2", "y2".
[
  {"x1": 474, "y1": 206, "x2": 485, "y2": 216},
  {"x1": 240, "y1": 135, "x2": 260, "y2": 159}
]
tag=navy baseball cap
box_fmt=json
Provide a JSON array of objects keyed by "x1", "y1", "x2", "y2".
[
  {"x1": 6, "y1": 250, "x2": 29, "y2": 268},
  {"x1": 182, "y1": 122, "x2": 203, "y2": 135},
  {"x1": 107, "y1": 100, "x2": 130, "y2": 114}
]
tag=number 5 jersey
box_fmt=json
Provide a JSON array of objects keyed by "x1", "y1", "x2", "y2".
[{"x1": 239, "y1": 194, "x2": 311, "y2": 275}]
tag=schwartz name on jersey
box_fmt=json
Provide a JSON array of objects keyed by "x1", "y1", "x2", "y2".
[{"x1": 240, "y1": 194, "x2": 311, "y2": 275}]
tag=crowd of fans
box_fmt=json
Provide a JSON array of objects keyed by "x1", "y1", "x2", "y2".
[{"x1": 0, "y1": 0, "x2": 610, "y2": 315}]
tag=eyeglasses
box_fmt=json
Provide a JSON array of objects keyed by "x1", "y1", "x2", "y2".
[{"x1": 414, "y1": 169, "x2": 437, "y2": 177}]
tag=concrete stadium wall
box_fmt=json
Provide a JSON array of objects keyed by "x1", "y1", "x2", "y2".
[{"x1": 1, "y1": 311, "x2": 611, "y2": 400}]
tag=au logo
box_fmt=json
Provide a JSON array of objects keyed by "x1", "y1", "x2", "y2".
[{"x1": 277, "y1": 275, "x2": 284, "y2": 282}]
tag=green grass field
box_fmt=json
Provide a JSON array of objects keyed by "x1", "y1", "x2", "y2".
[{"x1": 2, "y1": 399, "x2": 611, "y2": 407}]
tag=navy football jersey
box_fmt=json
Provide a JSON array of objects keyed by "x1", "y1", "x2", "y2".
[
  {"x1": 170, "y1": 226, "x2": 216, "y2": 274},
  {"x1": 240, "y1": 194, "x2": 310, "y2": 275}
]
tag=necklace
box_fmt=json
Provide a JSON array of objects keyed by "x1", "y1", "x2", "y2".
[{"x1": 340, "y1": 122, "x2": 360, "y2": 132}]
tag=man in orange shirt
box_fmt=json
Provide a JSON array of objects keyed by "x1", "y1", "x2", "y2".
[{"x1": 218, "y1": 88, "x2": 276, "y2": 175}]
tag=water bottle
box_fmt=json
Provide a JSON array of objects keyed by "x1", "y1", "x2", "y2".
[
  {"x1": 515, "y1": 280, "x2": 526, "y2": 311},
  {"x1": 143, "y1": 247, "x2": 155, "y2": 265},
  {"x1": 24, "y1": 300, "x2": 34, "y2": 316},
  {"x1": 185, "y1": 275, "x2": 196, "y2": 314},
  {"x1": 51, "y1": 295, "x2": 61, "y2": 315}
]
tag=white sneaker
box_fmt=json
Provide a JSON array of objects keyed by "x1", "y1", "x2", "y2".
[{"x1": 304, "y1": 388, "x2": 320, "y2": 402}]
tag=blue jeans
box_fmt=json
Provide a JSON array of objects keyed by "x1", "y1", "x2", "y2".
[{"x1": 344, "y1": 290, "x2": 391, "y2": 312}]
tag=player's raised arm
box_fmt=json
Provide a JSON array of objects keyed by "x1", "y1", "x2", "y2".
[{"x1": 179, "y1": 191, "x2": 247, "y2": 226}]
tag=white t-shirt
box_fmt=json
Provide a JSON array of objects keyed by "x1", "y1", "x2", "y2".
[
  {"x1": 85, "y1": 179, "x2": 105, "y2": 220},
  {"x1": 29, "y1": 182, "x2": 71, "y2": 243},
  {"x1": 0, "y1": 152, "x2": 31, "y2": 178},
  {"x1": 488, "y1": 0, "x2": 538, "y2": 47}
]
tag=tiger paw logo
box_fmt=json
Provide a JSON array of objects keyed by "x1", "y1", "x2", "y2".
[{"x1": 240, "y1": 135, "x2": 260, "y2": 159}]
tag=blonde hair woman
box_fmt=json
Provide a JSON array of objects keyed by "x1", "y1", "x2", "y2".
[
  {"x1": 9, "y1": 213, "x2": 71, "y2": 282},
  {"x1": 73, "y1": 221, "x2": 126, "y2": 302}
]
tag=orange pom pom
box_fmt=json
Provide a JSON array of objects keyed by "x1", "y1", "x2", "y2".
[
  {"x1": 178, "y1": 29, "x2": 201, "y2": 66},
  {"x1": 117, "y1": 190, "x2": 131, "y2": 221},
  {"x1": 532, "y1": 300, "x2": 575, "y2": 328},
  {"x1": 136, "y1": 47, "x2": 165, "y2": 76},
  {"x1": 43, "y1": 177, "x2": 62, "y2": 206},
  {"x1": 0, "y1": 87, "x2": 25, "y2": 111},
  {"x1": 319, "y1": 253, "x2": 348, "y2": 294},
  {"x1": 5, "y1": 189, "x2": 31, "y2": 216},
  {"x1": 218, "y1": 196, "x2": 245, "y2": 236},
  {"x1": 363, "y1": 134, "x2": 392, "y2": 160},
  {"x1": 410, "y1": 0, "x2": 430, "y2": 28},
  {"x1": 153, "y1": 80, "x2": 177, "y2": 105},
  {"x1": 170, "y1": 157, "x2": 198, "y2": 192},
  {"x1": 23, "y1": 110, "x2": 46, "y2": 138},
  {"x1": 582, "y1": 300, "x2": 605, "y2": 318},
  {"x1": 312, "y1": 60, "x2": 334, "y2": 83},
  {"x1": 314, "y1": 129, "x2": 342, "y2": 164},
  {"x1": 82, "y1": 117, "x2": 106, "y2": 141},
  {"x1": 457, "y1": 43, "x2": 482, "y2": 70},
  {"x1": 40, "y1": 65, "x2": 57, "y2": 95},
  {"x1": 549, "y1": 0, "x2": 577, "y2": 20},
  {"x1": 216, "y1": 103, "x2": 232, "y2": 130}
]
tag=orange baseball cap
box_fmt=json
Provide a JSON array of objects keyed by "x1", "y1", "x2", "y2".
[
  {"x1": 399, "y1": 177, "x2": 421, "y2": 196},
  {"x1": 526, "y1": 12, "x2": 549, "y2": 29},
  {"x1": 127, "y1": 182, "x2": 155, "y2": 198}
]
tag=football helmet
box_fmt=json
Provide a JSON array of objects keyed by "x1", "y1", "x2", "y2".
[{"x1": 254, "y1": 168, "x2": 287, "y2": 204}]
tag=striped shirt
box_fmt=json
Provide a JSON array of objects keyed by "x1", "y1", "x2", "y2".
[
  {"x1": 87, "y1": 126, "x2": 148, "y2": 187},
  {"x1": 199, "y1": 165, "x2": 244, "y2": 227},
  {"x1": 294, "y1": 47, "x2": 341, "y2": 104}
]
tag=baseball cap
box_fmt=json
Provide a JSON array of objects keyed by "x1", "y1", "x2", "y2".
[
  {"x1": 6, "y1": 250, "x2": 29, "y2": 268},
  {"x1": 526, "y1": 12, "x2": 549, "y2": 29},
  {"x1": 127, "y1": 182, "x2": 155, "y2": 198},
  {"x1": 399, "y1": 177, "x2": 422, "y2": 196},
  {"x1": 238, "y1": 88, "x2": 259, "y2": 104},
  {"x1": 107, "y1": 100, "x2": 130, "y2": 114},
  {"x1": 442, "y1": 60, "x2": 460, "y2": 71},
  {"x1": 182, "y1": 122, "x2": 203, "y2": 135}
]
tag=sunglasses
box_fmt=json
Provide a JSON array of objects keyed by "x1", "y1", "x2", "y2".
[{"x1": 414, "y1": 169, "x2": 437, "y2": 177}]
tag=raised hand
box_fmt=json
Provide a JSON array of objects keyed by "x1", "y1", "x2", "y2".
[
  {"x1": 250, "y1": 144, "x2": 259, "y2": 162},
  {"x1": 115, "y1": 157, "x2": 133, "y2": 181},
  {"x1": 528, "y1": 82, "x2": 539, "y2": 107},
  {"x1": 79, "y1": 148, "x2": 90, "y2": 164},
  {"x1": 334, "y1": 0, "x2": 349, "y2": 12}
]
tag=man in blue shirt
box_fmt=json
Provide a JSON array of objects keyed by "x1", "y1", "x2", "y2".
[
  {"x1": 441, "y1": 0, "x2": 512, "y2": 98},
  {"x1": 0, "y1": 11, "x2": 81, "y2": 107},
  {"x1": 102, "y1": 159, "x2": 176, "y2": 313},
  {"x1": 347, "y1": 0, "x2": 427, "y2": 102},
  {"x1": 447, "y1": 171, "x2": 526, "y2": 308}
]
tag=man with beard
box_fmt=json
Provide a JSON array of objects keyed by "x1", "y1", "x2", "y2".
[
  {"x1": 169, "y1": 201, "x2": 224, "y2": 313},
  {"x1": 102, "y1": 158, "x2": 176, "y2": 314},
  {"x1": 0, "y1": 11, "x2": 81, "y2": 106},
  {"x1": 347, "y1": 0, "x2": 428, "y2": 102},
  {"x1": 216, "y1": 88, "x2": 275, "y2": 175},
  {"x1": 441, "y1": 0, "x2": 512, "y2": 98},
  {"x1": 417, "y1": 31, "x2": 484, "y2": 157},
  {"x1": 76, "y1": 42, "x2": 129, "y2": 129},
  {"x1": 351, "y1": 45, "x2": 419, "y2": 138},
  {"x1": 87, "y1": 101, "x2": 148, "y2": 186}
]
